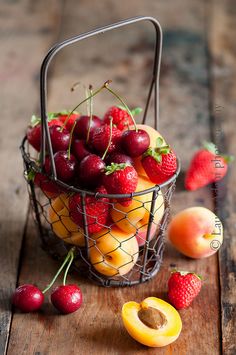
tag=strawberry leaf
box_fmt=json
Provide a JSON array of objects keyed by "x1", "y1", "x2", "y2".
[
  {"x1": 131, "y1": 107, "x2": 142, "y2": 116},
  {"x1": 105, "y1": 162, "x2": 127, "y2": 175},
  {"x1": 143, "y1": 147, "x2": 162, "y2": 163},
  {"x1": 203, "y1": 141, "x2": 217, "y2": 154},
  {"x1": 116, "y1": 105, "x2": 142, "y2": 117},
  {"x1": 156, "y1": 137, "x2": 164, "y2": 148},
  {"x1": 30, "y1": 114, "x2": 41, "y2": 127},
  {"x1": 222, "y1": 154, "x2": 234, "y2": 164}
]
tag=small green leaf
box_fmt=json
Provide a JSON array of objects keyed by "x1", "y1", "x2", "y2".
[
  {"x1": 222, "y1": 154, "x2": 234, "y2": 164},
  {"x1": 104, "y1": 162, "x2": 127, "y2": 175},
  {"x1": 26, "y1": 169, "x2": 36, "y2": 181},
  {"x1": 131, "y1": 107, "x2": 142, "y2": 116},
  {"x1": 156, "y1": 137, "x2": 164, "y2": 148},
  {"x1": 154, "y1": 154, "x2": 162, "y2": 163},
  {"x1": 30, "y1": 114, "x2": 41, "y2": 127},
  {"x1": 47, "y1": 112, "x2": 59, "y2": 120},
  {"x1": 159, "y1": 148, "x2": 170, "y2": 154},
  {"x1": 203, "y1": 141, "x2": 217, "y2": 154}
]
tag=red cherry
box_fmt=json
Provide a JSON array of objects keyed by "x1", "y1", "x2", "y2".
[
  {"x1": 122, "y1": 129, "x2": 150, "y2": 157},
  {"x1": 106, "y1": 152, "x2": 134, "y2": 166},
  {"x1": 27, "y1": 124, "x2": 41, "y2": 151},
  {"x1": 74, "y1": 115, "x2": 102, "y2": 140},
  {"x1": 78, "y1": 154, "x2": 105, "y2": 188},
  {"x1": 12, "y1": 284, "x2": 44, "y2": 312},
  {"x1": 72, "y1": 139, "x2": 91, "y2": 162},
  {"x1": 49, "y1": 125, "x2": 70, "y2": 152},
  {"x1": 27, "y1": 119, "x2": 64, "y2": 152},
  {"x1": 51, "y1": 284, "x2": 82, "y2": 314},
  {"x1": 52, "y1": 151, "x2": 77, "y2": 182}
]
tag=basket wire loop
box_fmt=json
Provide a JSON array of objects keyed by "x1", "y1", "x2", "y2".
[{"x1": 39, "y1": 16, "x2": 162, "y2": 172}]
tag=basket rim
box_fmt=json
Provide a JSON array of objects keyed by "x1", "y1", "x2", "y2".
[{"x1": 20, "y1": 135, "x2": 181, "y2": 199}]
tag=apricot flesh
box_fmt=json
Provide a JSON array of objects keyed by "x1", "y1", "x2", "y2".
[{"x1": 122, "y1": 297, "x2": 182, "y2": 347}]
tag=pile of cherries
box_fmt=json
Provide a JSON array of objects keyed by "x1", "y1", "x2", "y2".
[{"x1": 27, "y1": 108, "x2": 149, "y2": 195}]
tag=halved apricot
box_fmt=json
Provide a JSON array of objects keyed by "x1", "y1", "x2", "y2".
[{"x1": 122, "y1": 297, "x2": 182, "y2": 347}]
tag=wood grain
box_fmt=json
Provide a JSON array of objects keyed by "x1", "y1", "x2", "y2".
[
  {"x1": 5, "y1": 0, "x2": 226, "y2": 354},
  {"x1": 0, "y1": 0, "x2": 63, "y2": 354},
  {"x1": 208, "y1": 1, "x2": 236, "y2": 353}
]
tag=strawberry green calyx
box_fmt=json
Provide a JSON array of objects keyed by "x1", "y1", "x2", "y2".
[
  {"x1": 171, "y1": 269, "x2": 202, "y2": 280},
  {"x1": 30, "y1": 111, "x2": 79, "y2": 127},
  {"x1": 203, "y1": 141, "x2": 234, "y2": 164},
  {"x1": 143, "y1": 138, "x2": 171, "y2": 163},
  {"x1": 222, "y1": 154, "x2": 234, "y2": 164},
  {"x1": 105, "y1": 162, "x2": 128, "y2": 175},
  {"x1": 117, "y1": 105, "x2": 143, "y2": 117},
  {"x1": 30, "y1": 114, "x2": 41, "y2": 127},
  {"x1": 203, "y1": 141, "x2": 217, "y2": 154}
]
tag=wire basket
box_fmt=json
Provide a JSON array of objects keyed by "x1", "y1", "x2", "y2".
[{"x1": 20, "y1": 16, "x2": 180, "y2": 287}]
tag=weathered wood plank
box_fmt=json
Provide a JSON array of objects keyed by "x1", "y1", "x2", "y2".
[
  {"x1": 0, "y1": 0, "x2": 63, "y2": 354},
  {"x1": 7, "y1": 0, "x2": 221, "y2": 354},
  {"x1": 208, "y1": 1, "x2": 236, "y2": 354}
]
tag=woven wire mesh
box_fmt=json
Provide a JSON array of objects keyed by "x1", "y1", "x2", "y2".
[{"x1": 21, "y1": 138, "x2": 178, "y2": 287}]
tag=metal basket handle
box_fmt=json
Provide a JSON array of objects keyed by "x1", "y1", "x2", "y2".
[{"x1": 39, "y1": 16, "x2": 163, "y2": 177}]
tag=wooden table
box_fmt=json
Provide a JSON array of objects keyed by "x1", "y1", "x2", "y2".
[{"x1": 1, "y1": 1, "x2": 235, "y2": 354}]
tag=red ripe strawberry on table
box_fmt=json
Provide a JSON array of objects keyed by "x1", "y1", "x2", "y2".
[
  {"x1": 141, "y1": 137, "x2": 177, "y2": 184},
  {"x1": 167, "y1": 271, "x2": 202, "y2": 310},
  {"x1": 185, "y1": 141, "x2": 234, "y2": 191}
]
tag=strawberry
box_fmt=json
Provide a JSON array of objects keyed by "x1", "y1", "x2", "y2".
[
  {"x1": 185, "y1": 142, "x2": 234, "y2": 191},
  {"x1": 69, "y1": 186, "x2": 109, "y2": 234},
  {"x1": 141, "y1": 137, "x2": 177, "y2": 184},
  {"x1": 27, "y1": 114, "x2": 63, "y2": 152},
  {"x1": 168, "y1": 271, "x2": 202, "y2": 310},
  {"x1": 57, "y1": 111, "x2": 80, "y2": 132},
  {"x1": 102, "y1": 163, "x2": 138, "y2": 206},
  {"x1": 103, "y1": 106, "x2": 142, "y2": 131},
  {"x1": 91, "y1": 124, "x2": 122, "y2": 155}
]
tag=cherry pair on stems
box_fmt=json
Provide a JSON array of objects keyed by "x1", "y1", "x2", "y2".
[{"x1": 12, "y1": 248, "x2": 82, "y2": 315}]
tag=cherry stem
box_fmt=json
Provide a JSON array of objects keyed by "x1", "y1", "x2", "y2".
[
  {"x1": 61, "y1": 81, "x2": 108, "y2": 131},
  {"x1": 66, "y1": 81, "x2": 110, "y2": 158},
  {"x1": 86, "y1": 85, "x2": 93, "y2": 144},
  {"x1": 63, "y1": 250, "x2": 74, "y2": 286},
  {"x1": 42, "y1": 247, "x2": 75, "y2": 294},
  {"x1": 104, "y1": 82, "x2": 137, "y2": 132},
  {"x1": 102, "y1": 117, "x2": 113, "y2": 160}
]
